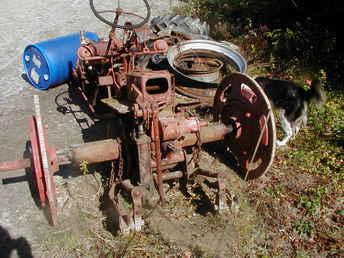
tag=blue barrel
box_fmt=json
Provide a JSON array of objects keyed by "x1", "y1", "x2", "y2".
[{"x1": 23, "y1": 32, "x2": 100, "y2": 90}]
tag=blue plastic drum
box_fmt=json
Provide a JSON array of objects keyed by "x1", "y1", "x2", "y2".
[{"x1": 23, "y1": 32, "x2": 100, "y2": 90}]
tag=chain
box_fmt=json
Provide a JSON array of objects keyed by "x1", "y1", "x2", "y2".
[
  {"x1": 192, "y1": 119, "x2": 202, "y2": 167},
  {"x1": 117, "y1": 138, "x2": 124, "y2": 182},
  {"x1": 108, "y1": 138, "x2": 123, "y2": 190},
  {"x1": 108, "y1": 160, "x2": 116, "y2": 189}
]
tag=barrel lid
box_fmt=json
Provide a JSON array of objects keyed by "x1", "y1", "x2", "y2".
[
  {"x1": 23, "y1": 45, "x2": 52, "y2": 90},
  {"x1": 22, "y1": 32, "x2": 100, "y2": 90}
]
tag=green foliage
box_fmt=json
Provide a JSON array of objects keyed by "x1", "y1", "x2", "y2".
[
  {"x1": 298, "y1": 195, "x2": 320, "y2": 216},
  {"x1": 274, "y1": 92, "x2": 343, "y2": 252},
  {"x1": 296, "y1": 250, "x2": 310, "y2": 258},
  {"x1": 265, "y1": 184, "x2": 285, "y2": 199},
  {"x1": 284, "y1": 92, "x2": 344, "y2": 177},
  {"x1": 80, "y1": 161, "x2": 89, "y2": 175},
  {"x1": 177, "y1": 0, "x2": 341, "y2": 88},
  {"x1": 177, "y1": 0, "x2": 203, "y2": 18},
  {"x1": 265, "y1": 27, "x2": 300, "y2": 51},
  {"x1": 309, "y1": 92, "x2": 344, "y2": 141},
  {"x1": 293, "y1": 218, "x2": 313, "y2": 236}
]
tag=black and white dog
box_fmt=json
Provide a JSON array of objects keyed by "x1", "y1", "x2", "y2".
[{"x1": 255, "y1": 77, "x2": 326, "y2": 146}]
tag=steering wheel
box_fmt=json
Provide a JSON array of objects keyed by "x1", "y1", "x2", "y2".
[{"x1": 89, "y1": 0, "x2": 151, "y2": 29}]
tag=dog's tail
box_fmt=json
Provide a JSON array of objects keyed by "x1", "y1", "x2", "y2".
[{"x1": 305, "y1": 79, "x2": 326, "y2": 105}]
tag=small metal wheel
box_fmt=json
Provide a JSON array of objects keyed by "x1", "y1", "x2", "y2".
[
  {"x1": 29, "y1": 95, "x2": 58, "y2": 225},
  {"x1": 214, "y1": 73, "x2": 276, "y2": 180}
]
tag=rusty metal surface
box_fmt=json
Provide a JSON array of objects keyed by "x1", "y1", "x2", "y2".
[
  {"x1": 135, "y1": 127, "x2": 153, "y2": 189},
  {"x1": 152, "y1": 150, "x2": 186, "y2": 170},
  {"x1": 108, "y1": 181, "x2": 145, "y2": 235},
  {"x1": 175, "y1": 84, "x2": 217, "y2": 106},
  {"x1": 165, "y1": 40, "x2": 248, "y2": 105},
  {"x1": 108, "y1": 183, "x2": 131, "y2": 235},
  {"x1": 70, "y1": 139, "x2": 120, "y2": 165},
  {"x1": 159, "y1": 117, "x2": 206, "y2": 141},
  {"x1": 101, "y1": 98, "x2": 130, "y2": 114},
  {"x1": 167, "y1": 40, "x2": 247, "y2": 83},
  {"x1": 214, "y1": 73, "x2": 276, "y2": 180},
  {"x1": 0, "y1": 158, "x2": 31, "y2": 172},
  {"x1": 192, "y1": 169, "x2": 232, "y2": 213},
  {"x1": 90, "y1": 0, "x2": 151, "y2": 29},
  {"x1": 152, "y1": 108, "x2": 166, "y2": 206},
  {"x1": 127, "y1": 71, "x2": 174, "y2": 109},
  {"x1": 217, "y1": 171, "x2": 229, "y2": 212},
  {"x1": 131, "y1": 186, "x2": 145, "y2": 231},
  {"x1": 29, "y1": 115, "x2": 47, "y2": 207},
  {"x1": 174, "y1": 54, "x2": 224, "y2": 83},
  {"x1": 178, "y1": 123, "x2": 233, "y2": 147},
  {"x1": 98, "y1": 75, "x2": 114, "y2": 86},
  {"x1": 159, "y1": 170, "x2": 183, "y2": 181},
  {"x1": 33, "y1": 95, "x2": 58, "y2": 226}
]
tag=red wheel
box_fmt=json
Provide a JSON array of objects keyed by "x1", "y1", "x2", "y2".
[
  {"x1": 29, "y1": 95, "x2": 58, "y2": 225},
  {"x1": 29, "y1": 116, "x2": 46, "y2": 205},
  {"x1": 214, "y1": 73, "x2": 276, "y2": 180}
]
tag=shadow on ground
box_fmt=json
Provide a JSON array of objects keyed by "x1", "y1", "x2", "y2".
[{"x1": 0, "y1": 225, "x2": 33, "y2": 258}]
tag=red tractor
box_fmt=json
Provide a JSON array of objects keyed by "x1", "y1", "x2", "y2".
[{"x1": 0, "y1": 0, "x2": 276, "y2": 234}]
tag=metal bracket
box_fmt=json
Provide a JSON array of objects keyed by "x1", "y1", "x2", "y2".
[
  {"x1": 194, "y1": 169, "x2": 231, "y2": 213},
  {"x1": 216, "y1": 171, "x2": 230, "y2": 212},
  {"x1": 108, "y1": 181, "x2": 145, "y2": 235}
]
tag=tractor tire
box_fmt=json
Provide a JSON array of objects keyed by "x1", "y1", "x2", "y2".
[{"x1": 150, "y1": 15, "x2": 211, "y2": 40}]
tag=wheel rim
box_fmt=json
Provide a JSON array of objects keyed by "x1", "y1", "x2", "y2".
[
  {"x1": 29, "y1": 95, "x2": 58, "y2": 225},
  {"x1": 214, "y1": 73, "x2": 276, "y2": 180}
]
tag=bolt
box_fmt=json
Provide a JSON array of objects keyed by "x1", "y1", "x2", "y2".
[
  {"x1": 132, "y1": 189, "x2": 141, "y2": 198},
  {"x1": 218, "y1": 172, "x2": 226, "y2": 178}
]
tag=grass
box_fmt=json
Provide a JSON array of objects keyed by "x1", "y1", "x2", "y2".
[
  {"x1": 248, "y1": 91, "x2": 344, "y2": 256},
  {"x1": 292, "y1": 94, "x2": 343, "y2": 172}
]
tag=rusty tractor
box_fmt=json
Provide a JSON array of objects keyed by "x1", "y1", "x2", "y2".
[{"x1": 0, "y1": 0, "x2": 276, "y2": 234}]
